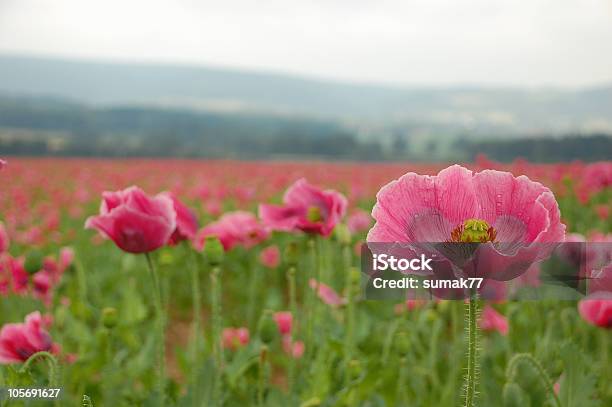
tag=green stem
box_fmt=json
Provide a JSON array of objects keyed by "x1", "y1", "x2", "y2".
[
  {"x1": 102, "y1": 328, "x2": 114, "y2": 405},
  {"x1": 602, "y1": 330, "x2": 611, "y2": 397},
  {"x1": 210, "y1": 265, "x2": 223, "y2": 406},
  {"x1": 19, "y1": 351, "x2": 60, "y2": 387},
  {"x1": 306, "y1": 238, "x2": 316, "y2": 348},
  {"x1": 145, "y1": 253, "x2": 166, "y2": 406},
  {"x1": 247, "y1": 261, "x2": 259, "y2": 328},
  {"x1": 287, "y1": 265, "x2": 297, "y2": 392},
  {"x1": 20, "y1": 350, "x2": 63, "y2": 406},
  {"x1": 464, "y1": 290, "x2": 479, "y2": 407},
  {"x1": 258, "y1": 345, "x2": 269, "y2": 406},
  {"x1": 506, "y1": 353, "x2": 562, "y2": 407},
  {"x1": 75, "y1": 258, "x2": 89, "y2": 305},
  {"x1": 188, "y1": 246, "x2": 202, "y2": 405},
  {"x1": 396, "y1": 357, "x2": 408, "y2": 404},
  {"x1": 343, "y1": 257, "x2": 356, "y2": 387}
]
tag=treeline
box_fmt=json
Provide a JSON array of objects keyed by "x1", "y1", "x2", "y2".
[
  {"x1": 462, "y1": 134, "x2": 612, "y2": 163},
  {"x1": 0, "y1": 96, "x2": 385, "y2": 160},
  {"x1": 0, "y1": 96, "x2": 610, "y2": 162}
]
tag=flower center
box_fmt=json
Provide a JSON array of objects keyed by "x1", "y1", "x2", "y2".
[
  {"x1": 307, "y1": 206, "x2": 323, "y2": 222},
  {"x1": 451, "y1": 218, "x2": 497, "y2": 243}
]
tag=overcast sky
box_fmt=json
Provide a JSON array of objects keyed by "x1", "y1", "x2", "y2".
[{"x1": 1, "y1": 0, "x2": 611, "y2": 87}]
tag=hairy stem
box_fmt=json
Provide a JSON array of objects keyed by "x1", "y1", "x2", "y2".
[
  {"x1": 287, "y1": 265, "x2": 297, "y2": 392},
  {"x1": 210, "y1": 265, "x2": 223, "y2": 406},
  {"x1": 464, "y1": 289, "x2": 479, "y2": 407},
  {"x1": 258, "y1": 345, "x2": 269, "y2": 406},
  {"x1": 343, "y1": 248, "x2": 356, "y2": 387},
  {"x1": 396, "y1": 357, "x2": 408, "y2": 404},
  {"x1": 145, "y1": 253, "x2": 165, "y2": 407},
  {"x1": 306, "y1": 238, "x2": 316, "y2": 348},
  {"x1": 20, "y1": 351, "x2": 60, "y2": 387},
  {"x1": 506, "y1": 353, "x2": 561, "y2": 407},
  {"x1": 188, "y1": 246, "x2": 202, "y2": 405}
]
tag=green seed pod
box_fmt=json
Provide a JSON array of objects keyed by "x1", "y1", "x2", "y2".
[
  {"x1": 347, "y1": 359, "x2": 362, "y2": 381},
  {"x1": 204, "y1": 236, "x2": 224, "y2": 266},
  {"x1": 299, "y1": 398, "x2": 321, "y2": 407},
  {"x1": 395, "y1": 331, "x2": 410, "y2": 356},
  {"x1": 502, "y1": 382, "x2": 529, "y2": 407},
  {"x1": 258, "y1": 310, "x2": 276, "y2": 344},
  {"x1": 284, "y1": 242, "x2": 299, "y2": 266},
  {"x1": 24, "y1": 250, "x2": 44, "y2": 274},
  {"x1": 334, "y1": 224, "x2": 351, "y2": 246},
  {"x1": 102, "y1": 307, "x2": 118, "y2": 329},
  {"x1": 349, "y1": 267, "x2": 361, "y2": 288}
]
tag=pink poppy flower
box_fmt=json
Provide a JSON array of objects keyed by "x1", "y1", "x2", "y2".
[
  {"x1": 195, "y1": 211, "x2": 269, "y2": 251},
  {"x1": 282, "y1": 335, "x2": 305, "y2": 359},
  {"x1": 161, "y1": 192, "x2": 199, "y2": 245},
  {"x1": 222, "y1": 327, "x2": 250, "y2": 350},
  {"x1": 347, "y1": 209, "x2": 372, "y2": 234},
  {"x1": 595, "y1": 205, "x2": 609, "y2": 221},
  {"x1": 274, "y1": 311, "x2": 293, "y2": 335},
  {"x1": 394, "y1": 299, "x2": 426, "y2": 314},
  {"x1": 259, "y1": 178, "x2": 347, "y2": 237},
  {"x1": 479, "y1": 305, "x2": 509, "y2": 335},
  {"x1": 260, "y1": 245, "x2": 280, "y2": 268},
  {"x1": 85, "y1": 186, "x2": 177, "y2": 254},
  {"x1": 0, "y1": 158, "x2": 5, "y2": 170},
  {"x1": 205, "y1": 200, "x2": 222, "y2": 217},
  {"x1": 309, "y1": 279, "x2": 346, "y2": 307},
  {"x1": 32, "y1": 271, "x2": 53, "y2": 306},
  {"x1": 368, "y1": 165, "x2": 565, "y2": 281},
  {"x1": 0, "y1": 222, "x2": 9, "y2": 253},
  {"x1": 0, "y1": 255, "x2": 28, "y2": 296},
  {"x1": 9, "y1": 256, "x2": 28, "y2": 294},
  {"x1": 578, "y1": 292, "x2": 612, "y2": 329},
  {"x1": 0, "y1": 311, "x2": 59, "y2": 364},
  {"x1": 587, "y1": 264, "x2": 612, "y2": 296},
  {"x1": 579, "y1": 162, "x2": 612, "y2": 201},
  {"x1": 58, "y1": 247, "x2": 75, "y2": 273}
]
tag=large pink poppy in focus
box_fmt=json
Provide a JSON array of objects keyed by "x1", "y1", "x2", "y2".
[
  {"x1": 368, "y1": 165, "x2": 565, "y2": 281},
  {"x1": 259, "y1": 178, "x2": 347, "y2": 237},
  {"x1": 85, "y1": 186, "x2": 176, "y2": 254}
]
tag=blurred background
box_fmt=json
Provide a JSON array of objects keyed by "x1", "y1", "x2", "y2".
[{"x1": 0, "y1": 0, "x2": 611, "y2": 162}]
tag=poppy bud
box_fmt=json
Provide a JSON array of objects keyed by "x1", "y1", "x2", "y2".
[
  {"x1": 258, "y1": 310, "x2": 276, "y2": 344},
  {"x1": 204, "y1": 236, "x2": 224, "y2": 266},
  {"x1": 24, "y1": 250, "x2": 44, "y2": 274},
  {"x1": 102, "y1": 307, "x2": 118, "y2": 329},
  {"x1": 395, "y1": 331, "x2": 410, "y2": 356},
  {"x1": 349, "y1": 267, "x2": 361, "y2": 287},
  {"x1": 284, "y1": 242, "x2": 299, "y2": 266},
  {"x1": 334, "y1": 224, "x2": 351, "y2": 246},
  {"x1": 347, "y1": 359, "x2": 362, "y2": 381}
]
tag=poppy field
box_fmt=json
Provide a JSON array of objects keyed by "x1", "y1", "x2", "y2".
[{"x1": 0, "y1": 157, "x2": 610, "y2": 406}]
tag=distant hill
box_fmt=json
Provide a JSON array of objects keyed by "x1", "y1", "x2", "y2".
[{"x1": 1, "y1": 54, "x2": 612, "y2": 135}]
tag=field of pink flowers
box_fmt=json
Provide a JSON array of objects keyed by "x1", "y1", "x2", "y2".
[{"x1": 0, "y1": 157, "x2": 610, "y2": 406}]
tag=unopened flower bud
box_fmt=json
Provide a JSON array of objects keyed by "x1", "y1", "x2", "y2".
[
  {"x1": 204, "y1": 236, "x2": 224, "y2": 266},
  {"x1": 24, "y1": 250, "x2": 44, "y2": 274},
  {"x1": 284, "y1": 242, "x2": 299, "y2": 266},
  {"x1": 395, "y1": 331, "x2": 410, "y2": 356},
  {"x1": 258, "y1": 310, "x2": 276, "y2": 344},
  {"x1": 347, "y1": 359, "x2": 362, "y2": 381},
  {"x1": 334, "y1": 224, "x2": 351, "y2": 246},
  {"x1": 102, "y1": 307, "x2": 118, "y2": 329}
]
